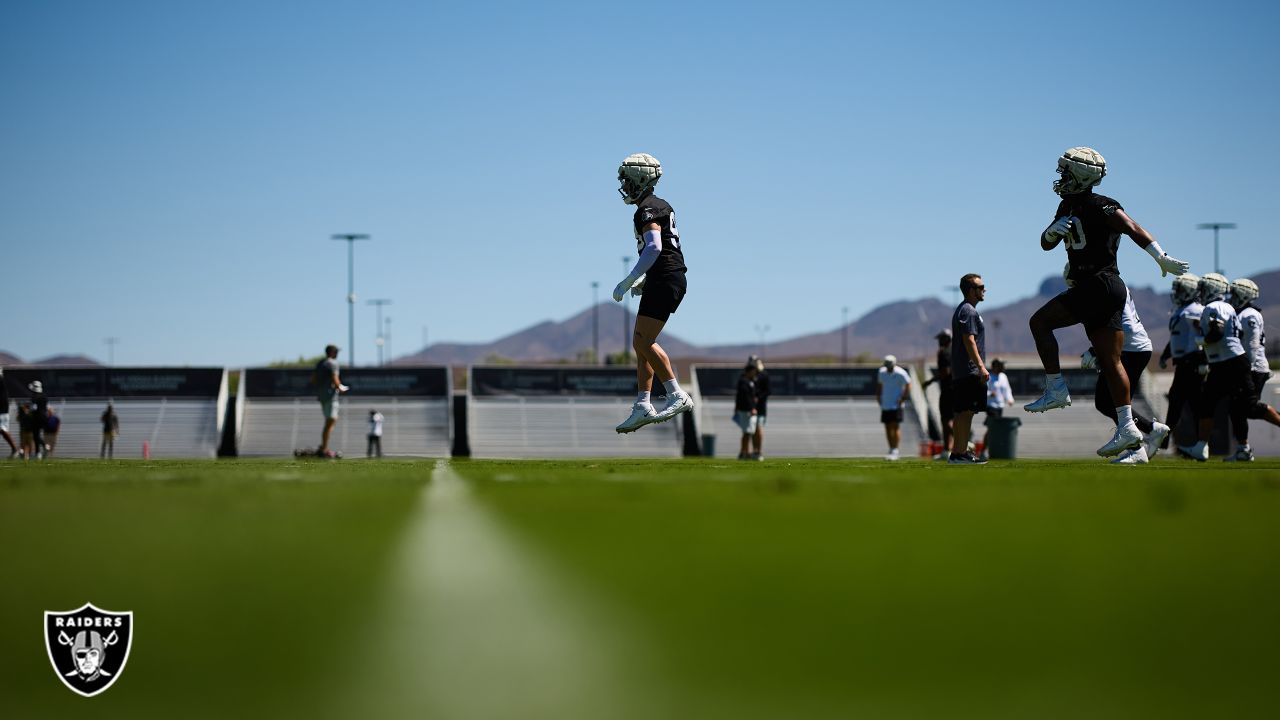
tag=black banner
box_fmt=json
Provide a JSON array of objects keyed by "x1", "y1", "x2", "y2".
[
  {"x1": 471, "y1": 366, "x2": 651, "y2": 396},
  {"x1": 2, "y1": 368, "x2": 224, "y2": 398},
  {"x1": 694, "y1": 366, "x2": 882, "y2": 397},
  {"x1": 243, "y1": 367, "x2": 449, "y2": 397}
]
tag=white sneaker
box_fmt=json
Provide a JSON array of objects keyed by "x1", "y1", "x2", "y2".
[
  {"x1": 1098, "y1": 424, "x2": 1143, "y2": 457},
  {"x1": 1024, "y1": 379, "x2": 1072, "y2": 413},
  {"x1": 1224, "y1": 446, "x2": 1255, "y2": 462},
  {"x1": 1176, "y1": 441, "x2": 1208, "y2": 462},
  {"x1": 1111, "y1": 446, "x2": 1149, "y2": 464},
  {"x1": 1144, "y1": 422, "x2": 1170, "y2": 459},
  {"x1": 615, "y1": 402, "x2": 659, "y2": 433},
  {"x1": 653, "y1": 391, "x2": 693, "y2": 423},
  {"x1": 885, "y1": 448, "x2": 900, "y2": 461}
]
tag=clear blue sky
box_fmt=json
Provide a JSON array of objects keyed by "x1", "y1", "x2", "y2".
[{"x1": 3, "y1": 0, "x2": 1277, "y2": 366}]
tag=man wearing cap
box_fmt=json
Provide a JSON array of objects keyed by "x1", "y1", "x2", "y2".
[
  {"x1": 733, "y1": 359, "x2": 760, "y2": 460},
  {"x1": 877, "y1": 355, "x2": 912, "y2": 461},
  {"x1": 748, "y1": 355, "x2": 769, "y2": 460},
  {"x1": 28, "y1": 381, "x2": 48, "y2": 460},
  {"x1": 0, "y1": 368, "x2": 17, "y2": 458},
  {"x1": 923, "y1": 330, "x2": 955, "y2": 456}
]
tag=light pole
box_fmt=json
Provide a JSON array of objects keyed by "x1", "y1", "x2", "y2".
[
  {"x1": 367, "y1": 299, "x2": 392, "y2": 366},
  {"x1": 943, "y1": 285, "x2": 960, "y2": 307},
  {"x1": 1196, "y1": 222, "x2": 1236, "y2": 274},
  {"x1": 591, "y1": 281, "x2": 600, "y2": 365},
  {"x1": 841, "y1": 307, "x2": 849, "y2": 364},
  {"x1": 332, "y1": 233, "x2": 371, "y2": 365},
  {"x1": 385, "y1": 316, "x2": 392, "y2": 366},
  {"x1": 621, "y1": 256, "x2": 632, "y2": 362},
  {"x1": 104, "y1": 337, "x2": 119, "y2": 367},
  {"x1": 755, "y1": 324, "x2": 771, "y2": 359}
]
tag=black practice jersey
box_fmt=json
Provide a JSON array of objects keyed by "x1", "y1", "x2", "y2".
[
  {"x1": 1054, "y1": 192, "x2": 1124, "y2": 277},
  {"x1": 632, "y1": 194, "x2": 687, "y2": 281}
]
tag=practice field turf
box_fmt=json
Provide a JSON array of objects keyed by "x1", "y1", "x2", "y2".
[{"x1": 2, "y1": 458, "x2": 1279, "y2": 719}]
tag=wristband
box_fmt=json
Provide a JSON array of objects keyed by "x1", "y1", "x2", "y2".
[{"x1": 1144, "y1": 241, "x2": 1165, "y2": 260}]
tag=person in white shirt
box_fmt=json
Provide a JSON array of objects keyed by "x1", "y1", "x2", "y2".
[
  {"x1": 980, "y1": 358, "x2": 1014, "y2": 459},
  {"x1": 1218, "y1": 278, "x2": 1280, "y2": 462},
  {"x1": 877, "y1": 355, "x2": 912, "y2": 461},
  {"x1": 1158, "y1": 274, "x2": 1205, "y2": 450},
  {"x1": 367, "y1": 409, "x2": 384, "y2": 458}
]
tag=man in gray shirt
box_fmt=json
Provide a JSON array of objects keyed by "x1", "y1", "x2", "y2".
[
  {"x1": 315, "y1": 344, "x2": 349, "y2": 457},
  {"x1": 948, "y1": 273, "x2": 989, "y2": 464}
]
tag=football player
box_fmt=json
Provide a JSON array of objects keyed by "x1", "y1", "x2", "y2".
[
  {"x1": 1025, "y1": 147, "x2": 1190, "y2": 459},
  {"x1": 1176, "y1": 273, "x2": 1274, "y2": 461},
  {"x1": 1158, "y1": 273, "x2": 1205, "y2": 449},
  {"x1": 1223, "y1": 277, "x2": 1280, "y2": 461},
  {"x1": 1079, "y1": 282, "x2": 1170, "y2": 464},
  {"x1": 611, "y1": 153, "x2": 694, "y2": 433}
]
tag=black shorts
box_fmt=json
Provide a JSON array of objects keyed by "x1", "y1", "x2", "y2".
[
  {"x1": 637, "y1": 273, "x2": 687, "y2": 323},
  {"x1": 880, "y1": 408, "x2": 904, "y2": 424},
  {"x1": 1195, "y1": 355, "x2": 1252, "y2": 418},
  {"x1": 950, "y1": 375, "x2": 987, "y2": 414},
  {"x1": 985, "y1": 407, "x2": 1003, "y2": 419},
  {"x1": 938, "y1": 388, "x2": 954, "y2": 422},
  {"x1": 1059, "y1": 270, "x2": 1127, "y2": 332},
  {"x1": 1248, "y1": 371, "x2": 1271, "y2": 406}
]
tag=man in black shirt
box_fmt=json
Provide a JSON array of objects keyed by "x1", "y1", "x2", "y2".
[
  {"x1": 749, "y1": 355, "x2": 769, "y2": 460},
  {"x1": 28, "y1": 381, "x2": 48, "y2": 460},
  {"x1": 1026, "y1": 147, "x2": 1190, "y2": 458},
  {"x1": 612, "y1": 153, "x2": 694, "y2": 433},
  {"x1": 923, "y1": 330, "x2": 954, "y2": 455},
  {"x1": 734, "y1": 361, "x2": 759, "y2": 460},
  {"x1": 949, "y1": 274, "x2": 988, "y2": 464}
]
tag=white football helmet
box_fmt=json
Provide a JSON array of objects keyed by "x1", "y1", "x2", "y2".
[
  {"x1": 1229, "y1": 278, "x2": 1259, "y2": 309},
  {"x1": 1053, "y1": 147, "x2": 1106, "y2": 196},
  {"x1": 618, "y1": 153, "x2": 661, "y2": 204},
  {"x1": 1171, "y1": 273, "x2": 1200, "y2": 305},
  {"x1": 1198, "y1": 272, "x2": 1229, "y2": 304}
]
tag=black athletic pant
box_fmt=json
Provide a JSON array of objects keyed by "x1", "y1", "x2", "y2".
[
  {"x1": 1095, "y1": 350, "x2": 1154, "y2": 433},
  {"x1": 1225, "y1": 367, "x2": 1273, "y2": 445},
  {"x1": 1164, "y1": 353, "x2": 1205, "y2": 447},
  {"x1": 367, "y1": 434, "x2": 382, "y2": 458}
]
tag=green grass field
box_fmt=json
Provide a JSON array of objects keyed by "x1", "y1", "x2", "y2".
[{"x1": 3, "y1": 457, "x2": 1279, "y2": 719}]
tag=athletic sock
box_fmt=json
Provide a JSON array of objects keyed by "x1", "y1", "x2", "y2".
[
  {"x1": 637, "y1": 391, "x2": 651, "y2": 405},
  {"x1": 1116, "y1": 405, "x2": 1134, "y2": 428},
  {"x1": 663, "y1": 379, "x2": 683, "y2": 396},
  {"x1": 1046, "y1": 372, "x2": 1064, "y2": 386}
]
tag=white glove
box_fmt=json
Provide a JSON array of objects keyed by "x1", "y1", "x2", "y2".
[
  {"x1": 1080, "y1": 348, "x2": 1097, "y2": 371},
  {"x1": 1155, "y1": 253, "x2": 1190, "y2": 277},
  {"x1": 630, "y1": 275, "x2": 646, "y2": 297},
  {"x1": 1043, "y1": 217, "x2": 1072, "y2": 242},
  {"x1": 612, "y1": 273, "x2": 645, "y2": 302},
  {"x1": 338, "y1": 384, "x2": 350, "y2": 393}
]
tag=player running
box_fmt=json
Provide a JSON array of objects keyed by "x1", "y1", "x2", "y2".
[
  {"x1": 1158, "y1": 273, "x2": 1205, "y2": 450},
  {"x1": 1025, "y1": 147, "x2": 1190, "y2": 458},
  {"x1": 611, "y1": 153, "x2": 694, "y2": 433},
  {"x1": 1219, "y1": 277, "x2": 1280, "y2": 461}
]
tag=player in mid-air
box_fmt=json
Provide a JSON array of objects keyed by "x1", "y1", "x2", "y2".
[
  {"x1": 1158, "y1": 273, "x2": 1204, "y2": 450},
  {"x1": 1025, "y1": 147, "x2": 1190, "y2": 458},
  {"x1": 611, "y1": 153, "x2": 694, "y2": 433}
]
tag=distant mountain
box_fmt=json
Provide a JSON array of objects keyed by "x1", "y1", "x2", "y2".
[
  {"x1": 0, "y1": 351, "x2": 22, "y2": 366},
  {"x1": 0, "y1": 352, "x2": 102, "y2": 367},
  {"x1": 392, "y1": 268, "x2": 1280, "y2": 365}
]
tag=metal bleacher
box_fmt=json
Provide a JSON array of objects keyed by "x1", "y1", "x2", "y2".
[
  {"x1": 467, "y1": 366, "x2": 681, "y2": 458},
  {"x1": 236, "y1": 367, "x2": 452, "y2": 457},
  {"x1": 3, "y1": 367, "x2": 226, "y2": 458},
  {"x1": 692, "y1": 364, "x2": 925, "y2": 458}
]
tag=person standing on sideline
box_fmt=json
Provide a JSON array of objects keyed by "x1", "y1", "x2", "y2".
[
  {"x1": 611, "y1": 153, "x2": 694, "y2": 433},
  {"x1": 1025, "y1": 147, "x2": 1189, "y2": 460},
  {"x1": 28, "y1": 381, "x2": 47, "y2": 460},
  {"x1": 18, "y1": 403, "x2": 36, "y2": 460},
  {"x1": 980, "y1": 358, "x2": 1014, "y2": 459},
  {"x1": 0, "y1": 368, "x2": 17, "y2": 458},
  {"x1": 367, "y1": 409, "x2": 384, "y2": 458},
  {"x1": 43, "y1": 407, "x2": 61, "y2": 458},
  {"x1": 749, "y1": 355, "x2": 769, "y2": 460},
  {"x1": 1158, "y1": 273, "x2": 1204, "y2": 449},
  {"x1": 314, "y1": 345, "x2": 349, "y2": 457},
  {"x1": 949, "y1": 274, "x2": 989, "y2": 464},
  {"x1": 922, "y1": 330, "x2": 955, "y2": 457},
  {"x1": 877, "y1": 355, "x2": 912, "y2": 461},
  {"x1": 733, "y1": 361, "x2": 760, "y2": 460},
  {"x1": 101, "y1": 403, "x2": 119, "y2": 459}
]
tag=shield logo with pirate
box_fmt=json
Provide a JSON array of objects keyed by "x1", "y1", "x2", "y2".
[{"x1": 44, "y1": 603, "x2": 134, "y2": 697}]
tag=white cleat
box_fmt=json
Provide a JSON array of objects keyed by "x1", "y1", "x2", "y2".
[
  {"x1": 1176, "y1": 442, "x2": 1208, "y2": 462},
  {"x1": 1098, "y1": 424, "x2": 1144, "y2": 457},
  {"x1": 615, "y1": 402, "x2": 659, "y2": 434},
  {"x1": 1111, "y1": 446, "x2": 1149, "y2": 464},
  {"x1": 885, "y1": 448, "x2": 900, "y2": 461},
  {"x1": 1144, "y1": 422, "x2": 1170, "y2": 459},
  {"x1": 1223, "y1": 446, "x2": 1255, "y2": 462},
  {"x1": 1024, "y1": 380, "x2": 1072, "y2": 413},
  {"x1": 653, "y1": 391, "x2": 693, "y2": 423}
]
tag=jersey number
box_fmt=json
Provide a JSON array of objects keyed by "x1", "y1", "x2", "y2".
[{"x1": 1064, "y1": 215, "x2": 1086, "y2": 250}]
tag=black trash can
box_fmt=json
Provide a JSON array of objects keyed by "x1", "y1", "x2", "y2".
[
  {"x1": 985, "y1": 416, "x2": 1022, "y2": 459},
  {"x1": 701, "y1": 434, "x2": 717, "y2": 458}
]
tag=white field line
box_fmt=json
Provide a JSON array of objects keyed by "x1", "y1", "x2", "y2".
[{"x1": 333, "y1": 460, "x2": 657, "y2": 720}]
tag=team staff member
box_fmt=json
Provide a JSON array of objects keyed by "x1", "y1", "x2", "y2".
[
  {"x1": 981, "y1": 358, "x2": 1014, "y2": 459},
  {"x1": 1025, "y1": 147, "x2": 1189, "y2": 459},
  {"x1": 314, "y1": 344, "x2": 349, "y2": 458},
  {"x1": 733, "y1": 360, "x2": 760, "y2": 460},
  {"x1": 612, "y1": 153, "x2": 694, "y2": 433},
  {"x1": 749, "y1": 355, "x2": 769, "y2": 461},
  {"x1": 1158, "y1": 273, "x2": 1205, "y2": 449},
  {"x1": 949, "y1": 274, "x2": 988, "y2": 465},
  {"x1": 877, "y1": 355, "x2": 912, "y2": 461}
]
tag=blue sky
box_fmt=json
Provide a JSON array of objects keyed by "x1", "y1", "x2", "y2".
[{"x1": 3, "y1": 0, "x2": 1277, "y2": 366}]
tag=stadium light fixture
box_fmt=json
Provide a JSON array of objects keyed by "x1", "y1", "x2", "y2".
[
  {"x1": 332, "y1": 233, "x2": 372, "y2": 366},
  {"x1": 1196, "y1": 222, "x2": 1236, "y2": 274},
  {"x1": 367, "y1": 299, "x2": 392, "y2": 366}
]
